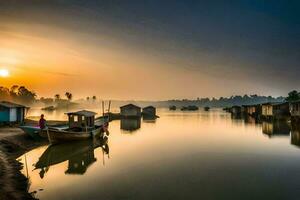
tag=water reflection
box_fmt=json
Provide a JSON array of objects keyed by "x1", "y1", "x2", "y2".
[
  {"x1": 291, "y1": 124, "x2": 300, "y2": 148},
  {"x1": 244, "y1": 116, "x2": 258, "y2": 125},
  {"x1": 231, "y1": 113, "x2": 242, "y2": 120},
  {"x1": 142, "y1": 115, "x2": 157, "y2": 123},
  {"x1": 120, "y1": 118, "x2": 141, "y2": 132},
  {"x1": 34, "y1": 137, "x2": 109, "y2": 177},
  {"x1": 262, "y1": 120, "x2": 290, "y2": 138},
  {"x1": 19, "y1": 109, "x2": 300, "y2": 200}
]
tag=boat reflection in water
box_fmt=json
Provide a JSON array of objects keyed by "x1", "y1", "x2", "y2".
[
  {"x1": 120, "y1": 118, "x2": 141, "y2": 132},
  {"x1": 34, "y1": 136, "x2": 109, "y2": 178},
  {"x1": 262, "y1": 120, "x2": 291, "y2": 138},
  {"x1": 291, "y1": 124, "x2": 300, "y2": 148}
]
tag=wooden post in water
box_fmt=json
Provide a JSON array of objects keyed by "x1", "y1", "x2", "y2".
[
  {"x1": 108, "y1": 100, "x2": 111, "y2": 122},
  {"x1": 102, "y1": 101, "x2": 105, "y2": 117}
]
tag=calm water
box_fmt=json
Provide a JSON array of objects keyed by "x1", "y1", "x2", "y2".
[{"x1": 19, "y1": 109, "x2": 300, "y2": 200}]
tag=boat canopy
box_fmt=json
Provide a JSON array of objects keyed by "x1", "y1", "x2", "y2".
[
  {"x1": 65, "y1": 110, "x2": 97, "y2": 117},
  {"x1": 66, "y1": 110, "x2": 97, "y2": 128}
]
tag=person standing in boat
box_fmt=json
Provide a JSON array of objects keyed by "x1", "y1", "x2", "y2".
[{"x1": 39, "y1": 114, "x2": 47, "y2": 129}]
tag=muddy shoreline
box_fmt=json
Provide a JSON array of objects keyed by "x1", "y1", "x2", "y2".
[{"x1": 0, "y1": 126, "x2": 48, "y2": 200}]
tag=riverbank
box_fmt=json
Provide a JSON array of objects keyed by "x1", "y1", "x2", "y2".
[{"x1": 0, "y1": 126, "x2": 47, "y2": 200}]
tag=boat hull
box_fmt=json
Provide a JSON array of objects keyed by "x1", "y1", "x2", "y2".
[
  {"x1": 40, "y1": 128, "x2": 103, "y2": 144},
  {"x1": 19, "y1": 126, "x2": 42, "y2": 139}
]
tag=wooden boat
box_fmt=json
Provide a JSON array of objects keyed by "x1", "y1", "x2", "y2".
[
  {"x1": 169, "y1": 105, "x2": 176, "y2": 110},
  {"x1": 20, "y1": 124, "x2": 68, "y2": 139},
  {"x1": 40, "y1": 110, "x2": 108, "y2": 144},
  {"x1": 41, "y1": 106, "x2": 55, "y2": 111},
  {"x1": 19, "y1": 126, "x2": 41, "y2": 139},
  {"x1": 40, "y1": 126, "x2": 103, "y2": 144},
  {"x1": 181, "y1": 105, "x2": 199, "y2": 111},
  {"x1": 204, "y1": 106, "x2": 210, "y2": 111}
]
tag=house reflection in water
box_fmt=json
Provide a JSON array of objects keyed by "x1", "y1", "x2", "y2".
[
  {"x1": 244, "y1": 116, "x2": 257, "y2": 125},
  {"x1": 262, "y1": 121, "x2": 290, "y2": 138},
  {"x1": 143, "y1": 115, "x2": 157, "y2": 123},
  {"x1": 34, "y1": 137, "x2": 109, "y2": 178},
  {"x1": 120, "y1": 118, "x2": 141, "y2": 132},
  {"x1": 291, "y1": 124, "x2": 300, "y2": 148}
]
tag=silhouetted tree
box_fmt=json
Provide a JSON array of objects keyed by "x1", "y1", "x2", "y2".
[
  {"x1": 285, "y1": 90, "x2": 300, "y2": 102},
  {"x1": 54, "y1": 94, "x2": 60, "y2": 101},
  {"x1": 0, "y1": 86, "x2": 10, "y2": 100},
  {"x1": 10, "y1": 85, "x2": 18, "y2": 99},
  {"x1": 17, "y1": 86, "x2": 36, "y2": 104},
  {"x1": 65, "y1": 92, "x2": 73, "y2": 101}
]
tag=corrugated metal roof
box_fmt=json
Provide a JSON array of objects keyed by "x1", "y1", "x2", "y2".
[
  {"x1": 262, "y1": 102, "x2": 287, "y2": 106},
  {"x1": 66, "y1": 110, "x2": 97, "y2": 117},
  {"x1": 0, "y1": 101, "x2": 26, "y2": 108},
  {"x1": 143, "y1": 106, "x2": 155, "y2": 110},
  {"x1": 120, "y1": 104, "x2": 141, "y2": 109}
]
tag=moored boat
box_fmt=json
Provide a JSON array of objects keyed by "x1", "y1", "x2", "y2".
[
  {"x1": 40, "y1": 110, "x2": 108, "y2": 144},
  {"x1": 204, "y1": 106, "x2": 210, "y2": 111},
  {"x1": 20, "y1": 124, "x2": 68, "y2": 139},
  {"x1": 181, "y1": 105, "x2": 199, "y2": 111},
  {"x1": 19, "y1": 126, "x2": 41, "y2": 139},
  {"x1": 41, "y1": 127, "x2": 102, "y2": 144},
  {"x1": 169, "y1": 105, "x2": 176, "y2": 110}
]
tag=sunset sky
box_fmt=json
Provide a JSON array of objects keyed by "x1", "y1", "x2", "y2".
[{"x1": 0, "y1": 0, "x2": 299, "y2": 100}]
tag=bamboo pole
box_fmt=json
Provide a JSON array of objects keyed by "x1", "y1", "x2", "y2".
[{"x1": 102, "y1": 101, "x2": 105, "y2": 116}]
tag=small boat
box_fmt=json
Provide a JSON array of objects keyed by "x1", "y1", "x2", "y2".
[
  {"x1": 204, "y1": 106, "x2": 210, "y2": 111},
  {"x1": 169, "y1": 105, "x2": 176, "y2": 110},
  {"x1": 20, "y1": 124, "x2": 68, "y2": 139},
  {"x1": 41, "y1": 127, "x2": 103, "y2": 144},
  {"x1": 41, "y1": 106, "x2": 55, "y2": 111},
  {"x1": 40, "y1": 110, "x2": 108, "y2": 144},
  {"x1": 19, "y1": 126, "x2": 41, "y2": 139},
  {"x1": 181, "y1": 105, "x2": 199, "y2": 111}
]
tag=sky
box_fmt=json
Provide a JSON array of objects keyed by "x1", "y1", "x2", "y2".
[{"x1": 0, "y1": 0, "x2": 299, "y2": 100}]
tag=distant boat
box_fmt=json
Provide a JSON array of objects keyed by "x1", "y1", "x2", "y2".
[
  {"x1": 169, "y1": 105, "x2": 176, "y2": 110},
  {"x1": 181, "y1": 105, "x2": 199, "y2": 111},
  {"x1": 41, "y1": 106, "x2": 55, "y2": 111},
  {"x1": 204, "y1": 106, "x2": 210, "y2": 111}
]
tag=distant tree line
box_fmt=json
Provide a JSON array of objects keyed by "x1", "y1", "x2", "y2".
[
  {"x1": 0, "y1": 85, "x2": 36, "y2": 105},
  {"x1": 2, "y1": 84, "x2": 299, "y2": 108},
  {"x1": 40, "y1": 92, "x2": 73, "y2": 106},
  {"x1": 167, "y1": 94, "x2": 286, "y2": 108}
]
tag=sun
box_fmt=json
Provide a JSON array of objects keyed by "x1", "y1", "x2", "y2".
[{"x1": 0, "y1": 69, "x2": 10, "y2": 77}]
